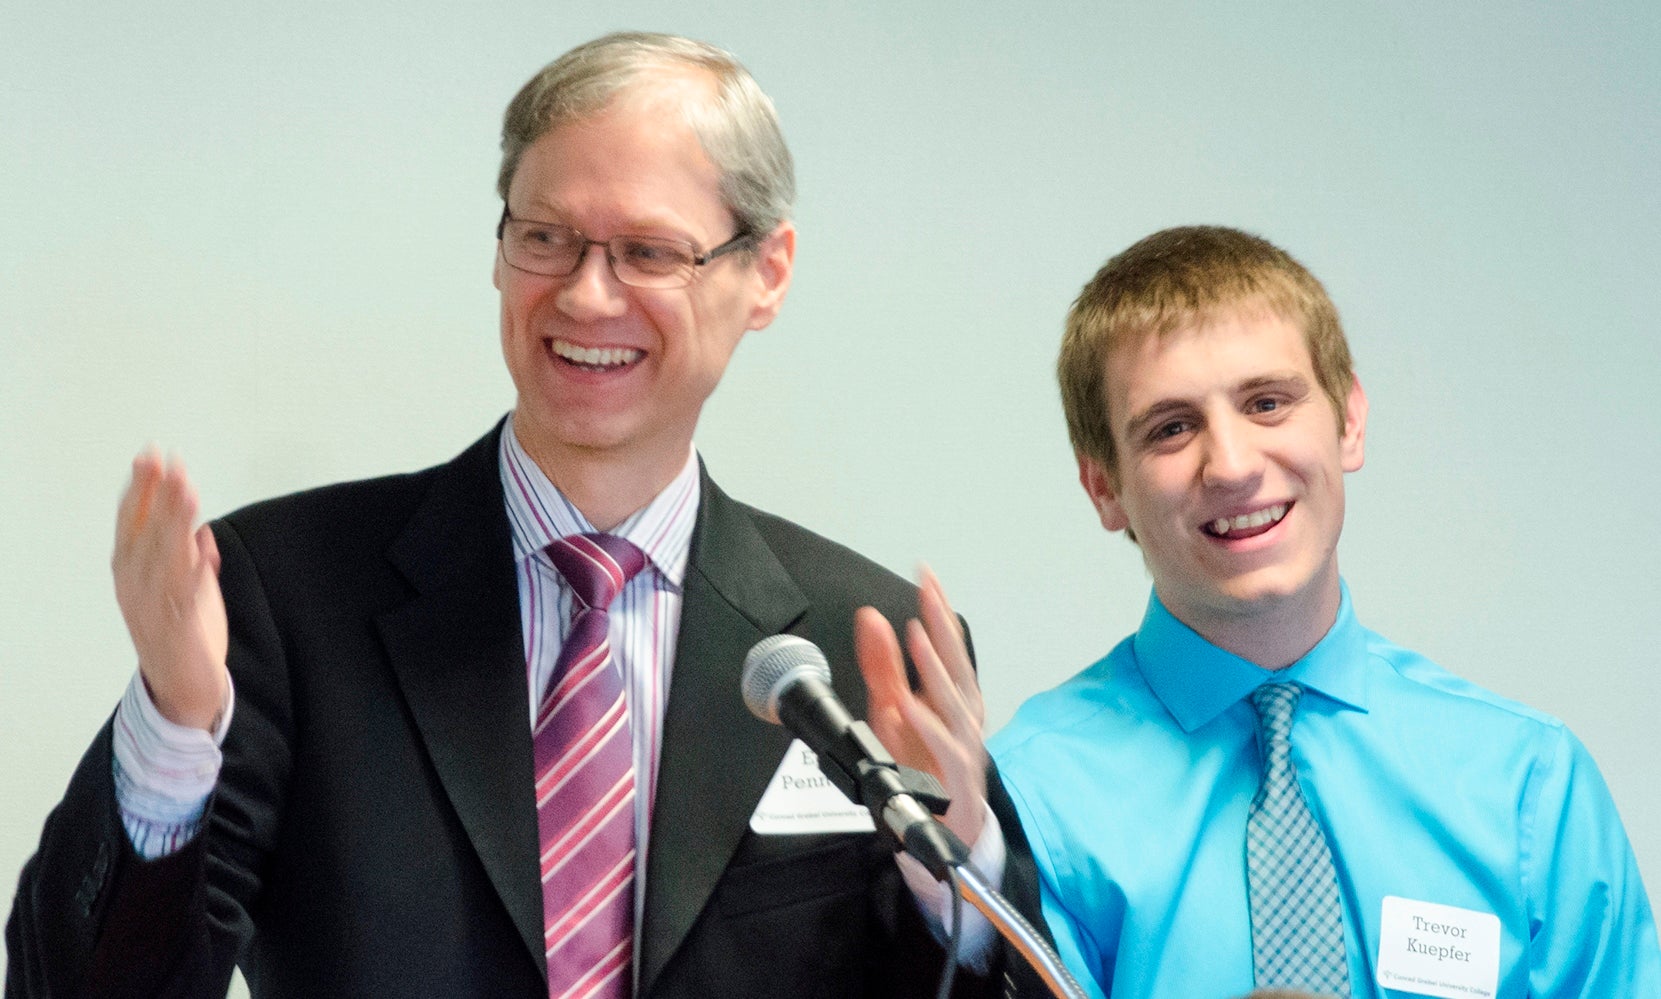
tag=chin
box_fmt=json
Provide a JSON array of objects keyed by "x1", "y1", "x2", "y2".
[
  {"x1": 1218, "y1": 565, "x2": 1330, "y2": 613},
  {"x1": 516, "y1": 408, "x2": 627, "y2": 453}
]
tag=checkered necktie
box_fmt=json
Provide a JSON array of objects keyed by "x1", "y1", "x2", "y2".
[
  {"x1": 535, "y1": 533, "x2": 646, "y2": 999},
  {"x1": 1246, "y1": 682, "x2": 1351, "y2": 997}
]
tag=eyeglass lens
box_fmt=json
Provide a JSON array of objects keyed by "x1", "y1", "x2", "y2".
[{"x1": 502, "y1": 221, "x2": 697, "y2": 287}]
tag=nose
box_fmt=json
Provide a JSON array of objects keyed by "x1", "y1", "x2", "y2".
[
  {"x1": 1200, "y1": 414, "x2": 1264, "y2": 489},
  {"x1": 555, "y1": 242, "x2": 629, "y2": 321}
]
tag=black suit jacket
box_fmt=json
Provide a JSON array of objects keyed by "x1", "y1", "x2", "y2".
[{"x1": 8, "y1": 423, "x2": 1045, "y2": 998}]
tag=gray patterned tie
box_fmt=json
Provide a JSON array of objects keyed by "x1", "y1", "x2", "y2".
[{"x1": 1246, "y1": 682, "x2": 1351, "y2": 997}]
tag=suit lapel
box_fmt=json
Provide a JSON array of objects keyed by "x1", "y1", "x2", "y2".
[
  {"x1": 638, "y1": 470, "x2": 809, "y2": 995},
  {"x1": 374, "y1": 425, "x2": 547, "y2": 975}
]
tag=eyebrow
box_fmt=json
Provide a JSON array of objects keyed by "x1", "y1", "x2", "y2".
[
  {"x1": 512, "y1": 201, "x2": 697, "y2": 240},
  {"x1": 1236, "y1": 371, "x2": 1311, "y2": 396}
]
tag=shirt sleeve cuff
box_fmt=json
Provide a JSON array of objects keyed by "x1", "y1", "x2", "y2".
[
  {"x1": 896, "y1": 797, "x2": 1007, "y2": 972},
  {"x1": 112, "y1": 670, "x2": 234, "y2": 859}
]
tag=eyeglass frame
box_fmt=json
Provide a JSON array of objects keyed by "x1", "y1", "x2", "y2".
[{"x1": 494, "y1": 206, "x2": 756, "y2": 289}]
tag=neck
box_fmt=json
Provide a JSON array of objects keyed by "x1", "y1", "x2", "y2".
[
  {"x1": 509, "y1": 413, "x2": 690, "y2": 532},
  {"x1": 1171, "y1": 575, "x2": 1342, "y2": 671}
]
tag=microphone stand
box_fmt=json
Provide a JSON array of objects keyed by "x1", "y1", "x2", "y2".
[
  {"x1": 748, "y1": 647, "x2": 1085, "y2": 998},
  {"x1": 851, "y1": 757, "x2": 1089, "y2": 999},
  {"x1": 950, "y1": 862, "x2": 1087, "y2": 999}
]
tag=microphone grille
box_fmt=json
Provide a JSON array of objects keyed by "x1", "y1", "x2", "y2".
[{"x1": 741, "y1": 634, "x2": 831, "y2": 725}]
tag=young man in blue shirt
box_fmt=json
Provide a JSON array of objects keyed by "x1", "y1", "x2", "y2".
[{"x1": 859, "y1": 225, "x2": 1659, "y2": 997}]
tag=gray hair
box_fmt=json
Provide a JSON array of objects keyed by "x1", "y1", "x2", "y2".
[{"x1": 497, "y1": 31, "x2": 796, "y2": 240}]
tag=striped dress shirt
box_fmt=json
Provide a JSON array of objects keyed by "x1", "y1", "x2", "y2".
[{"x1": 499, "y1": 422, "x2": 699, "y2": 924}]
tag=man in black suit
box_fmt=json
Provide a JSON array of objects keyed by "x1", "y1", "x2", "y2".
[{"x1": 7, "y1": 31, "x2": 1038, "y2": 998}]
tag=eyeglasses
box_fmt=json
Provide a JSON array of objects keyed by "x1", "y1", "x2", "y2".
[{"x1": 495, "y1": 208, "x2": 754, "y2": 289}]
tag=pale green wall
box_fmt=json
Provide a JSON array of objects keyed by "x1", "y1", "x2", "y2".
[{"x1": 4, "y1": 2, "x2": 1658, "y2": 988}]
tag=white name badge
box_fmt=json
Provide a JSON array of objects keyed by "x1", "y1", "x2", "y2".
[
  {"x1": 1375, "y1": 895, "x2": 1501, "y2": 998},
  {"x1": 748, "y1": 739, "x2": 876, "y2": 835}
]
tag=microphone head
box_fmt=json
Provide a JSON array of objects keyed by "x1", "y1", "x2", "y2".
[{"x1": 741, "y1": 634, "x2": 831, "y2": 725}]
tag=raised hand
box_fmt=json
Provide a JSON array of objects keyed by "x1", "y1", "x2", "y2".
[
  {"x1": 855, "y1": 566, "x2": 988, "y2": 848},
  {"x1": 111, "y1": 449, "x2": 229, "y2": 731}
]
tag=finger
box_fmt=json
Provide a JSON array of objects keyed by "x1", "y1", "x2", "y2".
[
  {"x1": 899, "y1": 615, "x2": 987, "y2": 759},
  {"x1": 855, "y1": 607, "x2": 933, "y2": 767},
  {"x1": 196, "y1": 523, "x2": 222, "y2": 577},
  {"x1": 854, "y1": 606, "x2": 909, "y2": 706},
  {"x1": 894, "y1": 687, "x2": 955, "y2": 764},
  {"x1": 898, "y1": 690, "x2": 985, "y2": 787},
  {"x1": 150, "y1": 459, "x2": 204, "y2": 576},
  {"x1": 917, "y1": 576, "x2": 973, "y2": 681},
  {"x1": 917, "y1": 569, "x2": 984, "y2": 723},
  {"x1": 917, "y1": 563, "x2": 964, "y2": 642},
  {"x1": 115, "y1": 448, "x2": 165, "y2": 548},
  {"x1": 892, "y1": 667, "x2": 988, "y2": 842},
  {"x1": 904, "y1": 617, "x2": 976, "y2": 738},
  {"x1": 917, "y1": 566, "x2": 974, "y2": 684}
]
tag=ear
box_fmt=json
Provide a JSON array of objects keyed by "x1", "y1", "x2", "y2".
[
  {"x1": 492, "y1": 247, "x2": 504, "y2": 291},
  {"x1": 1339, "y1": 375, "x2": 1368, "y2": 473},
  {"x1": 1077, "y1": 453, "x2": 1131, "y2": 533},
  {"x1": 743, "y1": 222, "x2": 796, "y2": 331}
]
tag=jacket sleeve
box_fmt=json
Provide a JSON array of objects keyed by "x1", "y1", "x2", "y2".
[{"x1": 5, "y1": 518, "x2": 294, "y2": 998}]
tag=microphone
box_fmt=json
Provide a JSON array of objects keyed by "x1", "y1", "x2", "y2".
[{"x1": 741, "y1": 634, "x2": 969, "y2": 880}]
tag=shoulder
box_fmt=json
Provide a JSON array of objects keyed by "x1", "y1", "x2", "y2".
[
  {"x1": 1353, "y1": 626, "x2": 1620, "y2": 824},
  {"x1": 211, "y1": 424, "x2": 501, "y2": 579},
  {"x1": 990, "y1": 634, "x2": 1147, "y2": 762},
  {"x1": 715, "y1": 489, "x2": 919, "y2": 615},
  {"x1": 1361, "y1": 626, "x2": 1570, "y2": 736},
  {"x1": 221, "y1": 466, "x2": 438, "y2": 542}
]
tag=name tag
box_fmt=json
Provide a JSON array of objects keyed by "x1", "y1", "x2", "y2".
[
  {"x1": 748, "y1": 740, "x2": 876, "y2": 835},
  {"x1": 1375, "y1": 895, "x2": 1500, "y2": 998}
]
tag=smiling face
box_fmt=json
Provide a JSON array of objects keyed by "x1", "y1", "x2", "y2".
[
  {"x1": 494, "y1": 77, "x2": 794, "y2": 490},
  {"x1": 1079, "y1": 306, "x2": 1367, "y2": 663}
]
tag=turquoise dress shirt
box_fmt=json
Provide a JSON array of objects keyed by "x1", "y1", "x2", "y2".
[{"x1": 989, "y1": 584, "x2": 1659, "y2": 998}]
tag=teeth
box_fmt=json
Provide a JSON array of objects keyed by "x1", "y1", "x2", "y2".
[
  {"x1": 1208, "y1": 503, "x2": 1287, "y2": 536},
  {"x1": 551, "y1": 340, "x2": 643, "y2": 367}
]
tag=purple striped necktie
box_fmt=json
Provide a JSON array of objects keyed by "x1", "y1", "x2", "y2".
[{"x1": 535, "y1": 533, "x2": 647, "y2": 999}]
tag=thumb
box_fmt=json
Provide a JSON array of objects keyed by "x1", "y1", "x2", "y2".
[{"x1": 196, "y1": 523, "x2": 221, "y2": 576}]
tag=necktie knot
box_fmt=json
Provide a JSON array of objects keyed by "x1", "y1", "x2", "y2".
[
  {"x1": 546, "y1": 533, "x2": 647, "y2": 610},
  {"x1": 1252, "y1": 682, "x2": 1302, "y2": 780},
  {"x1": 1251, "y1": 681, "x2": 1301, "y2": 741}
]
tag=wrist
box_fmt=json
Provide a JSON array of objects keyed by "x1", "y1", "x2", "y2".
[{"x1": 140, "y1": 667, "x2": 229, "y2": 733}]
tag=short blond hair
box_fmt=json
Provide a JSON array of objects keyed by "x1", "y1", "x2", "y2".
[{"x1": 1058, "y1": 225, "x2": 1354, "y2": 478}]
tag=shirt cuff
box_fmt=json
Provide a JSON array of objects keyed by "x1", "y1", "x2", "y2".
[
  {"x1": 112, "y1": 670, "x2": 234, "y2": 859},
  {"x1": 897, "y1": 798, "x2": 1006, "y2": 972}
]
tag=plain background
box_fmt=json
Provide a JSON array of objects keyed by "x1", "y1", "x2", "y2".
[{"x1": 4, "y1": 2, "x2": 1657, "y2": 989}]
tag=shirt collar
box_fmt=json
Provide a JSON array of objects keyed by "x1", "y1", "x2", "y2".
[
  {"x1": 498, "y1": 420, "x2": 700, "y2": 589},
  {"x1": 1135, "y1": 580, "x2": 1370, "y2": 733}
]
